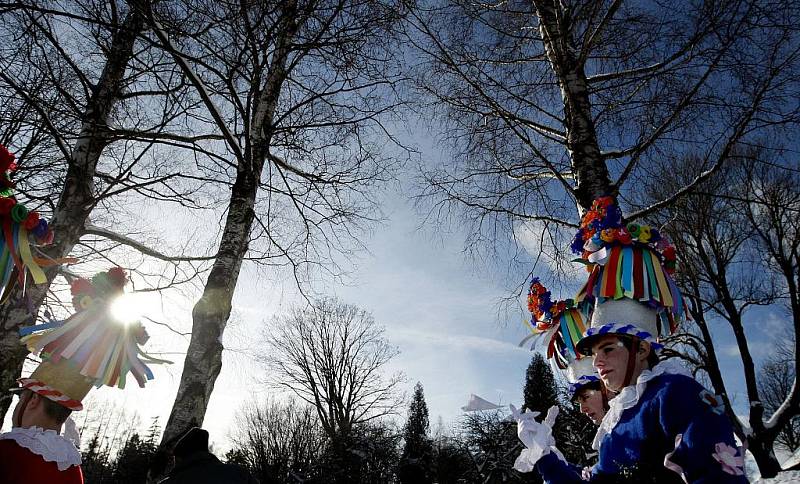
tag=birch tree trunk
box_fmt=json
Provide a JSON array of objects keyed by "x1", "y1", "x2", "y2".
[
  {"x1": 0, "y1": 5, "x2": 144, "y2": 421},
  {"x1": 159, "y1": 1, "x2": 300, "y2": 445},
  {"x1": 532, "y1": 0, "x2": 612, "y2": 209}
]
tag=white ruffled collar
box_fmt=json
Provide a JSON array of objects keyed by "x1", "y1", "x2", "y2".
[
  {"x1": 592, "y1": 359, "x2": 691, "y2": 450},
  {"x1": 0, "y1": 426, "x2": 82, "y2": 470}
]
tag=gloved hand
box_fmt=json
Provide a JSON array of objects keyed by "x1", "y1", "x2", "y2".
[{"x1": 510, "y1": 404, "x2": 560, "y2": 472}]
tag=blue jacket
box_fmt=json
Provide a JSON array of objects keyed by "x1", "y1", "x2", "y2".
[{"x1": 536, "y1": 373, "x2": 747, "y2": 483}]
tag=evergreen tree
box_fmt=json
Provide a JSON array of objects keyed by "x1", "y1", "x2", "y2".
[
  {"x1": 81, "y1": 433, "x2": 112, "y2": 484},
  {"x1": 112, "y1": 432, "x2": 157, "y2": 484},
  {"x1": 399, "y1": 382, "x2": 433, "y2": 483},
  {"x1": 522, "y1": 354, "x2": 558, "y2": 414}
]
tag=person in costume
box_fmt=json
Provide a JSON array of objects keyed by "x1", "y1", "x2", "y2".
[
  {"x1": 567, "y1": 359, "x2": 607, "y2": 426},
  {"x1": 513, "y1": 197, "x2": 747, "y2": 483},
  {"x1": 520, "y1": 276, "x2": 610, "y2": 425},
  {"x1": 0, "y1": 267, "x2": 167, "y2": 484},
  {"x1": 514, "y1": 278, "x2": 608, "y2": 479}
]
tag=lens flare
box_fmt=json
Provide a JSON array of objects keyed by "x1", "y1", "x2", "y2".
[{"x1": 110, "y1": 293, "x2": 146, "y2": 325}]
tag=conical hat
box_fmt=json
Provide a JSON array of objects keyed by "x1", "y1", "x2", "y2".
[
  {"x1": 18, "y1": 360, "x2": 94, "y2": 411},
  {"x1": 17, "y1": 268, "x2": 169, "y2": 410},
  {"x1": 568, "y1": 197, "x2": 686, "y2": 354}
]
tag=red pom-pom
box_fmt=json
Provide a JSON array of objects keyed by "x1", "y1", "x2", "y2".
[
  {"x1": 0, "y1": 144, "x2": 15, "y2": 172},
  {"x1": 107, "y1": 267, "x2": 127, "y2": 287},
  {"x1": 616, "y1": 228, "x2": 633, "y2": 245},
  {"x1": 23, "y1": 211, "x2": 39, "y2": 230},
  {"x1": 663, "y1": 246, "x2": 676, "y2": 261},
  {"x1": 596, "y1": 196, "x2": 614, "y2": 208},
  {"x1": 0, "y1": 197, "x2": 15, "y2": 214},
  {"x1": 70, "y1": 278, "x2": 96, "y2": 296}
]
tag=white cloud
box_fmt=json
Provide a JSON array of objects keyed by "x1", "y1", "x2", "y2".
[{"x1": 514, "y1": 219, "x2": 583, "y2": 282}]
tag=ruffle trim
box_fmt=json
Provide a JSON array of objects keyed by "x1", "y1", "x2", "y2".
[
  {"x1": 0, "y1": 426, "x2": 81, "y2": 470},
  {"x1": 592, "y1": 359, "x2": 690, "y2": 450}
]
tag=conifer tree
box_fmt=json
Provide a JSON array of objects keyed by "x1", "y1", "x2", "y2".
[
  {"x1": 522, "y1": 354, "x2": 558, "y2": 414},
  {"x1": 399, "y1": 382, "x2": 433, "y2": 483}
]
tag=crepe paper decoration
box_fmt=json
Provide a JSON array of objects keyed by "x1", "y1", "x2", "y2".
[
  {"x1": 523, "y1": 276, "x2": 591, "y2": 368},
  {"x1": 461, "y1": 394, "x2": 503, "y2": 412},
  {"x1": 569, "y1": 197, "x2": 677, "y2": 278},
  {"x1": 574, "y1": 243, "x2": 685, "y2": 324},
  {"x1": 22, "y1": 268, "x2": 170, "y2": 389},
  {"x1": 0, "y1": 143, "x2": 58, "y2": 300}
]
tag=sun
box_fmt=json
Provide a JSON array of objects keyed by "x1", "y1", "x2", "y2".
[{"x1": 110, "y1": 293, "x2": 149, "y2": 325}]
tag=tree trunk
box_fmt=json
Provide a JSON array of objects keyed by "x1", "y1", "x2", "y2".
[
  {"x1": 0, "y1": 5, "x2": 143, "y2": 422},
  {"x1": 748, "y1": 435, "x2": 783, "y2": 479},
  {"x1": 159, "y1": 0, "x2": 299, "y2": 445},
  {"x1": 159, "y1": 167, "x2": 258, "y2": 445},
  {"x1": 532, "y1": 0, "x2": 612, "y2": 210}
]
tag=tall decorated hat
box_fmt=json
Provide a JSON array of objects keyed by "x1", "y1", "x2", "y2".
[
  {"x1": 570, "y1": 196, "x2": 685, "y2": 355},
  {"x1": 520, "y1": 276, "x2": 599, "y2": 397},
  {"x1": 15, "y1": 268, "x2": 168, "y2": 410},
  {"x1": 0, "y1": 143, "x2": 58, "y2": 300}
]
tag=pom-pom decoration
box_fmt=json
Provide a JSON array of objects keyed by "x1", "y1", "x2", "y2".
[
  {"x1": 520, "y1": 276, "x2": 591, "y2": 369},
  {"x1": 570, "y1": 197, "x2": 670, "y2": 268},
  {"x1": 0, "y1": 143, "x2": 64, "y2": 302},
  {"x1": 21, "y1": 267, "x2": 169, "y2": 389},
  {"x1": 571, "y1": 197, "x2": 687, "y2": 336}
]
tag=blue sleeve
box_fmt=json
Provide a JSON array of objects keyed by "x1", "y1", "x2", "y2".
[
  {"x1": 657, "y1": 376, "x2": 748, "y2": 483},
  {"x1": 535, "y1": 452, "x2": 585, "y2": 484}
]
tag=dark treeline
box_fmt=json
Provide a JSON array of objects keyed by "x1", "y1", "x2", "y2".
[{"x1": 79, "y1": 354, "x2": 591, "y2": 484}]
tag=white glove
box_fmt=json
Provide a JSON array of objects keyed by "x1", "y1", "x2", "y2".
[{"x1": 510, "y1": 404, "x2": 560, "y2": 473}]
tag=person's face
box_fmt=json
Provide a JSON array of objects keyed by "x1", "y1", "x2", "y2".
[
  {"x1": 11, "y1": 390, "x2": 37, "y2": 427},
  {"x1": 591, "y1": 335, "x2": 648, "y2": 392},
  {"x1": 574, "y1": 387, "x2": 605, "y2": 424}
]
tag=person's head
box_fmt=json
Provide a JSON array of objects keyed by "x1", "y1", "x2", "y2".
[
  {"x1": 590, "y1": 334, "x2": 653, "y2": 392},
  {"x1": 11, "y1": 389, "x2": 72, "y2": 430},
  {"x1": 172, "y1": 427, "x2": 210, "y2": 463},
  {"x1": 573, "y1": 382, "x2": 607, "y2": 424}
]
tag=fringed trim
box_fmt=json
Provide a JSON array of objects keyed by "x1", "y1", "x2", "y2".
[
  {"x1": 575, "y1": 245, "x2": 685, "y2": 333},
  {"x1": 22, "y1": 304, "x2": 170, "y2": 389},
  {"x1": 521, "y1": 307, "x2": 590, "y2": 369}
]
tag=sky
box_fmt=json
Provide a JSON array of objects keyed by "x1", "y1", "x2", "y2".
[{"x1": 0, "y1": 136, "x2": 790, "y2": 463}]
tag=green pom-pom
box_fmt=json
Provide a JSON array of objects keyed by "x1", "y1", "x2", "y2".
[
  {"x1": 11, "y1": 203, "x2": 27, "y2": 223},
  {"x1": 627, "y1": 223, "x2": 641, "y2": 238}
]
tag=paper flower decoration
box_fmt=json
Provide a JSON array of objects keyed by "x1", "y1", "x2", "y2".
[{"x1": 712, "y1": 442, "x2": 744, "y2": 476}]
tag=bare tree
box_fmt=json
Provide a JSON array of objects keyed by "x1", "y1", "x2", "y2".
[
  {"x1": 407, "y1": 0, "x2": 800, "y2": 272},
  {"x1": 263, "y1": 298, "x2": 403, "y2": 445},
  {"x1": 759, "y1": 335, "x2": 800, "y2": 453},
  {"x1": 145, "y1": 0, "x2": 409, "y2": 445},
  {"x1": 230, "y1": 398, "x2": 327, "y2": 483},
  {"x1": 648, "y1": 150, "x2": 800, "y2": 475},
  {"x1": 0, "y1": 0, "x2": 220, "y2": 421}
]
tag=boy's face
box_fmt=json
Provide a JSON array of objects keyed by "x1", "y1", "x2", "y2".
[
  {"x1": 591, "y1": 335, "x2": 631, "y2": 391},
  {"x1": 574, "y1": 387, "x2": 605, "y2": 424}
]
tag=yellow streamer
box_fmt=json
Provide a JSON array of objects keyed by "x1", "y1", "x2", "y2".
[{"x1": 18, "y1": 227, "x2": 47, "y2": 284}]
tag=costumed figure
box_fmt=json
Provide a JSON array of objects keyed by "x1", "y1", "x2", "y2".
[
  {"x1": 514, "y1": 278, "x2": 608, "y2": 479},
  {"x1": 0, "y1": 268, "x2": 168, "y2": 484},
  {"x1": 513, "y1": 197, "x2": 747, "y2": 483},
  {"x1": 519, "y1": 277, "x2": 609, "y2": 425}
]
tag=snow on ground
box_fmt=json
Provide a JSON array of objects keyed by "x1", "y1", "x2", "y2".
[{"x1": 753, "y1": 470, "x2": 800, "y2": 483}]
